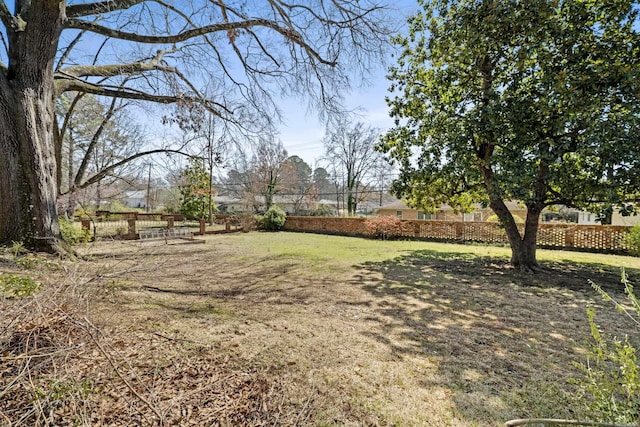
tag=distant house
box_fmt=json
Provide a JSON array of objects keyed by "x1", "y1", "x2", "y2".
[
  {"x1": 214, "y1": 194, "x2": 338, "y2": 215},
  {"x1": 214, "y1": 195, "x2": 245, "y2": 213},
  {"x1": 578, "y1": 210, "x2": 640, "y2": 226},
  {"x1": 376, "y1": 199, "x2": 528, "y2": 222},
  {"x1": 123, "y1": 190, "x2": 148, "y2": 209}
]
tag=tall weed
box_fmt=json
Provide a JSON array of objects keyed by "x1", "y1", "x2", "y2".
[{"x1": 573, "y1": 270, "x2": 640, "y2": 424}]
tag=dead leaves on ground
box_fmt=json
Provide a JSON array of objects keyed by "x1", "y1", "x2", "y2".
[{"x1": 0, "y1": 299, "x2": 292, "y2": 427}]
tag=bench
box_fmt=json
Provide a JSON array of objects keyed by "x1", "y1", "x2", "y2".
[{"x1": 138, "y1": 226, "x2": 193, "y2": 241}]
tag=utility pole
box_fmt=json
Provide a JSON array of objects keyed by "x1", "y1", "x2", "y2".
[{"x1": 146, "y1": 163, "x2": 152, "y2": 213}]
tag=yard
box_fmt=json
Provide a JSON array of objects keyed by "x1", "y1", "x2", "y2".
[{"x1": 2, "y1": 232, "x2": 640, "y2": 426}]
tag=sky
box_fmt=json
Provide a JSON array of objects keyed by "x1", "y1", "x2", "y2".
[
  {"x1": 275, "y1": 1, "x2": 419, "y2": 167},
  {"x1": 277, "y1": 69, "x2": 397, "y2": 166}
]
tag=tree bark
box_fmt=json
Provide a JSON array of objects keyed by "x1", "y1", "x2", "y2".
[
  {"x1": 490, "y1": 198, "x2": 543, "y2": 271},
  {"x1": 0, "y1": 2, "x2": 65, "y2": 252}
]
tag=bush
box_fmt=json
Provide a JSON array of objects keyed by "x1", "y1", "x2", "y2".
[
  {"x1": 59, "y1": 218, "x2": 91, "y2": 244},
  {"x1": 1, "y1": 273, "x2": 40, "y2": 298},
  {"x1": 624, "y1": 225, "x2": 640, "y2": 257},
  {"x1": 259, "y1": 205, "x2": 286, "y2": 231},
  {"x1": 311, "y1": 204, "x2": 335, "y2": 217},
  {"x1": 572, "y1": 270, "x2": 640, "y2": 424},
  {"x1": 363, "y1": 216, "x2": 405, "y2": 240}
]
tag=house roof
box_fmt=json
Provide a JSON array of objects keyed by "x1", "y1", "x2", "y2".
[
  {"x1": 377, "y1": 200, "x2": 408, "y2": 210},
  {"x1": 124, "y1": 190, "x2": 147, "y2": 199},
  {"x1": 377, "y1": 199, "x2": 526, "y2": 212},
  {"x1": 214, "y1": 195, "x2": 338, "y2": 206}
]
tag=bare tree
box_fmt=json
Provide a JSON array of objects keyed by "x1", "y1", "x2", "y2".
[
  {"x1": 284, "y1": 155, "x2": 313, "y2": 214},
  {"x1": 250, "y1": 138, "x2": 289, "y2": 211},
  {"x1": 323, "y1": 119, "x2": 383, "y2": 215},
  {"x1": 0, "y1": 1, "x2": 393, "y2": 252},
  {"x1": 56, "y1": 93, "x2": 152, "y2": 216}
]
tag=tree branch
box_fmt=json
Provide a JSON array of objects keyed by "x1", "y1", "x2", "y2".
[
  {"x1": 75, "y1": 149, "x2": 191, "y2": 190},
  {"x1": 58, "y1": 48, "x2": 173, "y2": 78},
  {"x1": 73, "y1": 96, "x2": 120, "y2": 188},
  {"x1": 65, "y1": 17, "x2": 336, "y2": 66},
  {"x1": 0, "y1": 3, "x2": 13, "y2": 31},
  {"x1": 55, "y1": 31, "x2": 86, "y2": 72},
  {"x1": 54, "y1": 78, "x2": 230, "y2": 118},
  {"x1": 66, "y1": 0, "x2": 144, "y2": 18}
]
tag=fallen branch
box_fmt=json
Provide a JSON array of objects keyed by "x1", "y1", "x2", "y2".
[
  {"x1": 505, "y1": 419, "x2": 636, "y2": 427},
  {"x1": 81, "y1": 317, "x2": 166, "y2": 426}
]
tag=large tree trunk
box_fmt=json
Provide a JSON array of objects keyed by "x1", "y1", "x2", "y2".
[
  {"x1": 490, "y1": 199, "x2": 542, "y2": 270},
  {"x1": 0, "y1": 3, "x2": 65, "y2": 252}
]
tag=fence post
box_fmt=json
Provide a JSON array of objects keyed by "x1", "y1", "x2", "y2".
[
  {"x1": 166, "y1": 216, "x2": 174, "y2": 229},
  {"x1": 225, "y1": 217, "x2": 231, "y2": 231},
  {"x1": 564, "y1": 226, "x2": 575, "y2": 248},
  {"x1": 199, "y1": 219, "x2": 206, "y2": 235},
  {"x1": 455, "y1": 222, "x2": 464, "y2": 240},
  {"x1": 414, "y1": 221, "x2": 421, "y2": 238},
  {"x1": 80, "y1": 219, "x2": 90, "y2": 233},
  {"x1": 127, "y1": 218, "x2": 137, "y2": 239}
]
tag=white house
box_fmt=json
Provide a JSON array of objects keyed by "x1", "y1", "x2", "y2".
[{"x1": 123, "y1": 190, "x2": 148, "y2": 209}]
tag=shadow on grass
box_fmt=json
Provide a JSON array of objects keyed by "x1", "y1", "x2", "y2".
[
  {"x1": 122, "y1": 258, "x2": 321, "y2": 316},
  {"x1": 352, "y1": 249, "x2": 639, "y2": 425}
]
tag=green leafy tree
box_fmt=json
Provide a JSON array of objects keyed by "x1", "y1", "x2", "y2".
[
  {"x1": 179, "y1": 158, "x2": 216, "y2": 220},
  {"x1": 381, "y1": 0, "x2": 640, "y2": 270}
]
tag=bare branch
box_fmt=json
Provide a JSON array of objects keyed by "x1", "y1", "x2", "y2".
[
  {"x1": 0, "y1": 3, "x2": 13, "y2": 31},
  {"x1": 77, "y1": 148, "x2": 191, "y2": 190},
  {"x1": 66, "y1": 0, "x2": 145, "y2": 18},
  {"x1": 55, "y1": 78, "x2": 230, "y2": 119},
  {"x1": 65, "y1": 17, "x2": 336, "y2": 66},
  {"x1": 58, "y1": 48, "x2": 174, "y2": 78},
  {"x1": 55, "y1": 31, "x2": 86, "y2": 72},
  {"x1": 73, "y1": 96, "x2": 120, "y2": 188}
]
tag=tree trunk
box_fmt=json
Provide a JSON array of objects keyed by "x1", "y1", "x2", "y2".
[
  {"x1": 347, "y1": 192, "x2": 355, "y2": 216},
  {"x1": 491, "y1": 199, "x2": 542, "y2": 270},
  {"x1": 0, "y1": 3, "x2": 65, "y2": 252}
]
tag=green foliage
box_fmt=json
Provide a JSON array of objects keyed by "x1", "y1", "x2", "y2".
[
  {"x1": 179, "y1": 157, "x2": 217, "y2": 219},
  {"x1": 0, "y1": 273, "x2": 40, "y2": 298},
  {"x1": 59, "y1": 218, "x2": 91, "y2": 244},
  {"x1": 486, "y1": 214, "x2": 524, "y2": 224},
  {"x1": 259, "y1": 205, "x2": 286, "y2": 231},
  {"x1": 10, "y1": 241, "x2": 27, "y2": 257},
  {"x1": 104, "y1": 200, "x2": 129, "y2": 213},
  {"x1": 380, "y1": 0, "x2": 640, "y2": 265},
  {"x1": 573, "y1": 271, "x2": 640, "y2": 424},
  {"x1": 363, "y1": 216, "x2": 405, "y2": 240},
  {"x1": 311, "y1": 204, "x2": 335, "y2": 217},
  {"x1": 624, "y1": 225, "x2": 640, "y2": 257}
]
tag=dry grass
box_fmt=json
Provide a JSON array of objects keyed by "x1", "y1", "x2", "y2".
[{"x1": 1, "y1": 233, "x2": 639, "y2": 426}]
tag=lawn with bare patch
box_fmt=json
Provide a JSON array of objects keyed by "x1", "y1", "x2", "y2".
[{"x1": 2, "y1": 232, "x2": 639, "y2": 426}]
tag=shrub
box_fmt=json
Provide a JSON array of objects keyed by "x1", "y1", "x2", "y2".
[
  {"x1": 1, "y1": 273, "x2": 41, "y2": 298},
  {"x1": 59, "y1": 218, "x2": 91, "y2": 244},
  {"x1": 572, "y1": 270, "x2": 640, "y2": 424},
  {"x1": 259, "y1": 205, "x2": 286, "y2": 231},
  {"x1": 363, "y1": 215, "x2": 405, "y2": 240},
  {"x1": 624, "y1": 225, "x2": 640, "y2": 257},
  {"x1": 311, "y1": 204, "x2": 334, "y2": 217}
]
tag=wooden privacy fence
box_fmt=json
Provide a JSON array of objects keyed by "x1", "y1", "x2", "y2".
[
  {"x1": 81, "y1": 216, "x2": 241, "y2": 239},
  {"x1": 283, "y1": 216, "x2": 633, "y2": 253}
]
